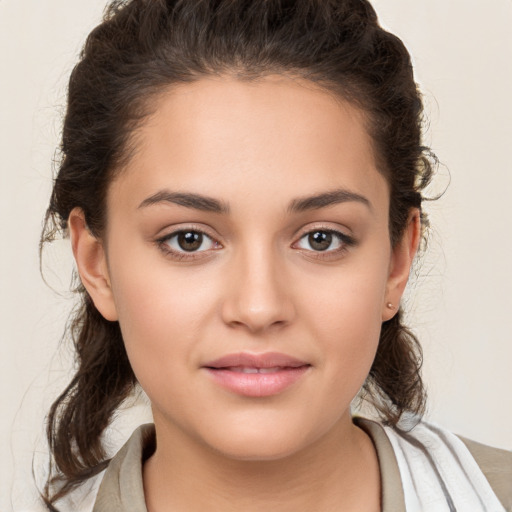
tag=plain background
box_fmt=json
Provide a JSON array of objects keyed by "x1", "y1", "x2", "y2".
[{"x1": 1, "y1": 1, "x2": 511, "y2": 510}]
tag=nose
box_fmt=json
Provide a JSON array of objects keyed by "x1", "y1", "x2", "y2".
[{"x1": 221, "y1": 243, "x2": 296, "y2": 334}]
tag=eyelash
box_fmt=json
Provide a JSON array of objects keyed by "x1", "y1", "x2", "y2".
[
  {"x1": 156, "y1": 226, "x2": 356, "y2": 261},
  {"x1": 156, "y1": 226, "x2": 221, "y2": 261}
]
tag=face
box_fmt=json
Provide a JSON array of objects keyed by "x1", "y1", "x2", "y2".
[{"x1": 73, "y1": 75, "x2": 417, "y2": 461}]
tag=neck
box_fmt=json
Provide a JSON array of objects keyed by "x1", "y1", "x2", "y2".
[{"x1": 143, "y1": 414, "x2": 381, "y2": 512}]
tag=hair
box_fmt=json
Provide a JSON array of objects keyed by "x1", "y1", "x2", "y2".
[{"x1": 41, "y1": 0, "x2": 434, "y2": 507}]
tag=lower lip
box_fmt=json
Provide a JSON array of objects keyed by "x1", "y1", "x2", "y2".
[{"x1": 203, "y1": 366, "x2": 310, "y2": 397}]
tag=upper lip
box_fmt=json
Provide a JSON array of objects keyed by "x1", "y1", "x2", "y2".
[{"x1": 203, "y1": 352, "x2": 310, "y2": 369}]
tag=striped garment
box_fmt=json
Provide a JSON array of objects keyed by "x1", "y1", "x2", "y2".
[{"x1": 383, "y1": 418, "x2": 506, "y2": 511}]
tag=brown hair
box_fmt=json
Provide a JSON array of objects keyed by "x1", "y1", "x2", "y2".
[{"x1": 42, "y1": 0, "x2": 433, "y2": 507}]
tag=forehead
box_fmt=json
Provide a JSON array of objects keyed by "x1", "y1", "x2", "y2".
[{"x1": 109, "y1": 75, "x2": 388, "y2": 216}]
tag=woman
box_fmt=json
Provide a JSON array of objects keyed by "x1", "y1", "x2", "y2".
[{"x1": 40, "y1": 0, "x2": 512, "y2": 511}]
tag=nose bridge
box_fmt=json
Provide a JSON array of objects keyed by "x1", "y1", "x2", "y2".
[{"x1": 222, "y1": 234, "x2": 294, "y2": 333}]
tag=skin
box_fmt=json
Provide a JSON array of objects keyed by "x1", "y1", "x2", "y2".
[{"x1": 69, "y1": 75, "x2": 420, "y2": 511}]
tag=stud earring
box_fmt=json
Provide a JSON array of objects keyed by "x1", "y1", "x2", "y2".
[{"x1": 386, "y1": 302, "x2": 395, "y2": 310}]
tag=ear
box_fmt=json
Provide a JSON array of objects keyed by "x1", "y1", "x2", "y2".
[
  {"x1": 68, "y1": 208, "x2": 118, "y2": 321},
  {"x1": 382, "y1": 209, "x2": 421, "y2": 321}
]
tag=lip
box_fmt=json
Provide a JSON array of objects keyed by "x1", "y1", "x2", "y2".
[
  {"x1": 201, "y1": 352, "x2": 311, "y2": 397},
  {"x1": 204, "y1": 352, "x2": 309, "y2": 369}
]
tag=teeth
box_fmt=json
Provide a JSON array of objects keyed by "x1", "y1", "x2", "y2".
[
  {"x1": 258, "y1": 367, "x2": 281, "y2": 374},
  {"x1": 227, "y1": 366, "x2": 282, "y2": 374},
  {"x1": 241, "y1": 367, "x2": 259, "y2": 374}
]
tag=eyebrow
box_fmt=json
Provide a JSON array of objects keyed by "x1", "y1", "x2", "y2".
[
  {"x1": 138, "y1": 187, "x2": 371, "y2": 214},
  {"x1": 138, "y1": 190, "x2": 230, "y2": 214},
  {"x1": 287, "y1": 188, "x2": 372, "y2": 213}
]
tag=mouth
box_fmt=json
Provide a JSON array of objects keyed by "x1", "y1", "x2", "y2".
[
  {"x1": 219, "y1": 366, "x2": 298, "y2": 374},
  {"x1": 202, "y1": 352, "x2": 311, "y2": 397}
]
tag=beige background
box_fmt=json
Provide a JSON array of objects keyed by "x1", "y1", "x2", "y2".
[{"x1": 1, "y1": 0, "x2": 511, "y2": 510}]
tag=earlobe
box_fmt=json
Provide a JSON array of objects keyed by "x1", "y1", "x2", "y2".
[
  {"x1": 382, "y1": 210, "x2": 421, "y2": 321},
  {"x1": 68, "y1": 208, "x2": 118, "y2": 321}
]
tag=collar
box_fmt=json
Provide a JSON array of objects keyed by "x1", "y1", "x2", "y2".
[{"x1": 92, "y1": 419, "x2": 405, "y2": 512}]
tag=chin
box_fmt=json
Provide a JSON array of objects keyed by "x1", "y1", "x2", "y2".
[
  {"x1": 211, "y1": 435, "x2": 306, "y2": 462},
  {"x1": 198, "y1": 415, "x2": 320, "y2": 462}
]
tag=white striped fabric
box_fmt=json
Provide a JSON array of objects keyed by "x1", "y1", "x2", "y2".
[{"x1": 383, "y1": 418, "x2": 506, "y2": 512}]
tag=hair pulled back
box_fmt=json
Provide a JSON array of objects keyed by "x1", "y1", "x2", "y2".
[{"x1": 42, "y1": 0, "x2": 433, "y2": 507}]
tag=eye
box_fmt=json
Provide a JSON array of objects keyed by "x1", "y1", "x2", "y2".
[
  {"x1": 158, "y1": 229, "x2": 220, "y2": 256},
  {"x1": 295, "y1": 229, "x2": 354, "y2": 253}
]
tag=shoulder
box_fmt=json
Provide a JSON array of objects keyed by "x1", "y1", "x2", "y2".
[
  {"x1": 389, "y1": 418, "x2": 512, "y2": 512},
  {"x1": 356, "y1": 415, "x2": 512, "y2": 512},
  {"x1": 92, "y1": 423, "x2": 156, "y2": 512},
  {"x1": 459, "y1": 435, "x2": 512, "y2": 511}
]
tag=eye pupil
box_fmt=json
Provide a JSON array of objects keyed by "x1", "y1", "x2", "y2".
[
  {"x1": 309, "y1": 231, "x2": 332, "y2": 251},
  {"x1": 178, "y1": 231, "x2": 203, "y2": 251}
]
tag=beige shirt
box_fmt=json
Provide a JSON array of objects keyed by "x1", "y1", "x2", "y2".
[{"x1": 92, "y1": 419, "x2": 512, "y2": 512}]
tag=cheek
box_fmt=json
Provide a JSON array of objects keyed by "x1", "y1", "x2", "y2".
[
  {"x1": 107, "y1": 249, "x2": 221, "y2": 387},
  {"x1": 298, "y1": 254, "x2": 389, "y2": 334},
  {"x1": 109, "y1": 233, "x2": 218, "y2": 324},
  {"x1": 296, "y1": 255, "x2": 389, "y2": 384}
]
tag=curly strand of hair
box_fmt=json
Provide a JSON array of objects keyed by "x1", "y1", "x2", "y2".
[
  {"x1": 42, "y1": 297, "x2": 136, "y2": 508},
  {"x1": 365, "y1": 310, "x2": 427, "y2": 425}
]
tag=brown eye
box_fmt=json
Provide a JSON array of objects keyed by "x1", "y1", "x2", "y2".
[
  {"x1": 295, "y1": 229, "x2": 354, "y2": 254},
  {"x1": 161, "y1": 230, "x2": 218, "y2": 254},
  {"x1": 177, "y1": 231, "x2": 203, "y2": 252},
  {"x1": 308, "y1": 231, "x2": 333, "y2": 251}
]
